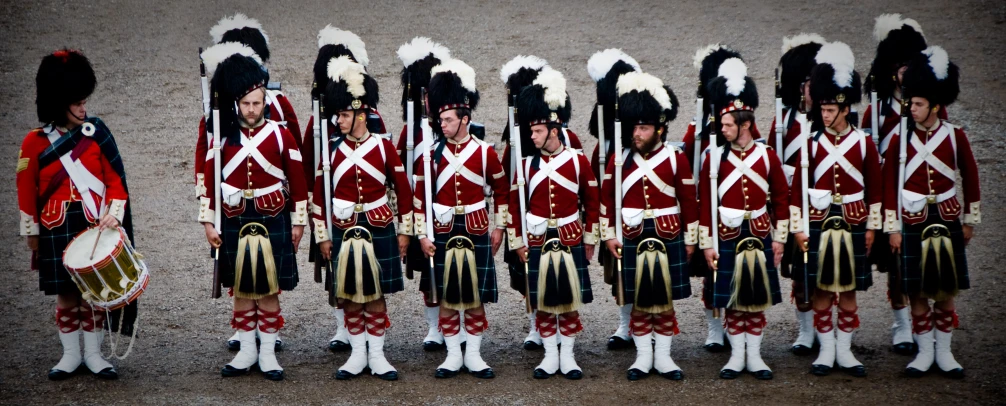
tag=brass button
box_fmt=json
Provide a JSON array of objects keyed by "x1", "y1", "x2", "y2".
[
  {"x1": 550, "y1": 194, "x2": 555, "y2": 198},
  {"x1": 743, "y1": 187, "x2": 748, "y2": 192},
  {"x1": 742, "y1": 178, "x2": 748, "y2": 184},
  {"x1": 247, "y1": 162, "x2": 253, "y2": 168},
  {"x1": 549, "y1": 184, "x2": 555, "y2": 190},
  {"x1": 929, "y1": 169, "x2": 934, "y2": 174},
  {"x1": 550, "y1": 203, "x2": 555, "y2": 208},
  {"x1": 644, "y1": 194, "x2": 650, "y2": 199},
  {"x1": 744, "y1": 205, "x2": 750, "y2": 209},
  {"x1": 247, "y1": 171, "x2": 252, "y2": 177},
  {"x1": 833, "y1": 164, "x2": 839, "y2": 169},
  {"x1": 835, "y1": 183, "x2": 841, "y2": 188}
]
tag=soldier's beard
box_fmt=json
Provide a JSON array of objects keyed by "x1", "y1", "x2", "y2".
[
  {"x1": 633, "y1": 135, "x2": 660, "y2": 154},
  {"x1": 240, "y1": 111, "x2": 264, "y2": 128}
]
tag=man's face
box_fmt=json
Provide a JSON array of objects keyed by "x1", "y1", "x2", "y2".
[
  {"x1": 820, "y1": 104, "x2": 848, "y2": 129},
  {"x1": 65, "y1": 99, "x2": 87, "y2": 128},
  {"x1": 909, "y1": 97, "x2": 934, "y2": 124},
  {"x1": 896, "y1": 65, "x2": 908, "y2": 86},
  {"x1": 632, "y1": 124, "x2": 659, "y2": 153},
  {"x1": 720, "y1": 113, "x2": 739, "y2": 143},
  {"x1": 336, "y1": 110, "x2": 361, "y2": 134},
  {"x1": 530, "y1": 124, "x2": 552, "y2": 149},
  {"x1": 238, "y1": 89, "x2": 265, "y2": 126},
  {"x1": 439, "y1": 110, "x2": 465, "y2": 139},
  {"x1": 801, "y1": 80, "x2": 813, "y2": 111}
]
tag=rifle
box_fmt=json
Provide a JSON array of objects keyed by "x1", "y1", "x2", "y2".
[
  {"x1": 199, "y1": 47, "x2": 210, "y2": 119},
  {"x1": 799, "y1": 118, "x2": 811, "y2": 303},
  {"x1": 896, "y1": 91, "x2": 908, "y2": 235},
  {"x1": 774, "y1": 68, "x2": 784, "y2": 161},
  {"x1": 512, "y1": 96, "x2": 532, "y2": 313},
  {"x1": 211, "y1": 92, "x2": 222, "y2": 299},
  {"x1": 613, "y1": 102, "x2": 625, "y2": 306},
  {"x1": 419, "y1": 88, "x2": 438, "y2": 304},
  {"x1": 708, "y1": 104, "x2": 720, "y2": 319},
  {"x1": 406, "y1": 75, "x2": 416, "y2": 188},
  {"x1": 693, "y1": 80, "x2": 703, "y2": 180},
  {"x1": 597, "y1": 104, "x2": 606, "y2": 191},
  {"x1": 870, "y1": 75, "x2": 879, "y2": 146},
  {"x1": 320, "y1": 96, "x2": 337, "y2": 306}
]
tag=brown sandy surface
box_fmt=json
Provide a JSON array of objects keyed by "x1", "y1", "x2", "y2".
[{"x1": 2, "y1": 0, "x2": 1005, "y2": 404}]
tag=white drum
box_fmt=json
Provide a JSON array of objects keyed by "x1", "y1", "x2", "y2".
[{"x1": 63, "y1": 226, "x2": 149, "y2": 310}]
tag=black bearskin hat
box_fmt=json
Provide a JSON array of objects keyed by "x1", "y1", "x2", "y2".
[
  {"x1": 810, "y1": 41, "x2": 863, "y2": 107},
  {"x1": 207, "y1": 45, "x2": 269, "y2": 143},
  {"x1": 865, "y1": 14, "x2": 927, "y2": 101},
  {"x1": 499, "y1": 55, "x2": 549, "y2": 143},
  {"x1": 322, "y1": 56, "x2": 379, "y2": 116},
  {"x1": 428, "y1": 58, "x2": 479, "y2": 124},
  {"x1": 692, "y1": 44, "x2": 743, "y2": 139},
  {"x1": 210, "y1": 13, "x2": 270, "y2": 63},
  {"x1": 515, "y1": 68, "x2": 571, "y2": 157},
  {"x1": 778, "y1": 34, "x2": 826, "y2": 109},
  {"x1": 616, "y1": 72, "x2": 679, "y2": 145},
  {"x1": 313, "y1": 25, "x2": 369, "y2": 98},
  {"x1": 36, "y1": 49, "x2": 96, "y2": 124},
  {"x1": 586, "y1": 48, "x2": 641, "y2": 143},
  {"x1": 902, "y1": 46, "x2": 959, "y2": 108},
  {"x1": 397, "y1": 37, "x2": 451, "y2": 121},
  {"x1": 707, "y1": 58, "x2": 759, "y2": 146}
]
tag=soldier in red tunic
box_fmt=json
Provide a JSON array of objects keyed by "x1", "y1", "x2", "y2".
[
  {"x1": 601, "y1": 72, "x2": 696, "y2": 381},
  {"x1": 313, "y1": 57, "x2": 413, "y2": 381},
  {"x1": 773, "y1": 33, "x2": 826, "y2": 356},
  {"x1": 199, "y1": 50, "x2": 308, "y2": 381},
  {"x1": 584, "y1": 48, "x2": 641, "y2": 351},
  {"x1": 862, "y1": 14, "x2": 944, "y2": 355},
  {"x1": 414, "y1": 59, "x2": 509, "y2": 379},
  {"x1": 394, "y1": 37, "x2": 453, "y2": 351},
  {"x1": 510, "y1": 68, "x2": 600, "y2": 380},
  {"x1": 19, "y1": 49, "x2": 128, "y2": 381},
  {"x1": 888, "y1": 46, "x2": 978, "y2": 379},
  {"x1": 790, "y1": 42, "x2": 881, "y2": 378},
  {"x1": 698, "y1": 58, "x2": 790, "y2": 380}
]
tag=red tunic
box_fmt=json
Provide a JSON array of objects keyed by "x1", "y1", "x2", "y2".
[
  {"x1": 197, "y1": 120, "x2": 308, "y2": 226},
  {"x1": 17, "y1": 125, "x2": 128, "y2": 235},
  {"x1": 507, "y1": 146, "x2": 600, "y2": 248},
  {"x1": 194, "y1": 91, "x2": 299, "y2": 196},
  {"x1": 788, "y1": 126, "x2": 882, "y2": 232},
  {"x1": 599, "y1": 144, "x2": 699, "y2": 244},
  {"x1": 413, "y1": 135, "x2": 509, "y2": 237},
  {"x1": 861, "y1": 97, "x2": 948, "y2": 159},
  {"x1": 767, "y1": 107, "x2": 811, "y2": 186},
  {"x1": 682, "y1": 120, "x2": 763, "y2": 177},
  {"x1": 310, "y1": 132, "x2": 413, "y2": 242},
  {"x1": 303, "y1": 108, "x2": 388, "y2": 193},
  {"x1": 500, "y1": 127, "x2": 583, "y2": 186},
  {"x1": 697, "y1": 141, "x2": 789, "y2": 248},
  {"x1": 882, "y1": 120, "x2": 980, "y2": 231}
]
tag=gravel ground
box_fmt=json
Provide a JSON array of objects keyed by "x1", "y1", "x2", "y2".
[{"x1": 2, "y1": 0, "x2": 1005, "y2": 404}]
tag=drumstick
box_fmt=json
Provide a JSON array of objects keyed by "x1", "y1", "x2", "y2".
[{"x1": 90, "y1": 227, "x2": 104, "y2": 260}]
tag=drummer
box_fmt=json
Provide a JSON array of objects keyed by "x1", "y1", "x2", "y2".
[{"x1": 17, "y1": 49, "x2": 132, "y2": 380}]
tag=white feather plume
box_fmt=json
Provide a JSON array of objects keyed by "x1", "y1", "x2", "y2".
[
  {"x1": 924, "y1": 46, "x2": 950, "y2": 80},
  {"x1": 317, "y1": 25, "x2": 369, "y2": 68},
  {"x1": 396, "y1": 37, "x2": 451, "y2": 68},
  {"x1": 616, "y1": 72, "x2": 672, "y2": 110},
  {"x1": 201, "y1": 41, "x2": 262, "y2": 78},
  {"x1": 432, "y1": 58, "x2": 477, "y2": 92},
  {"x1": 692, "y1": 43, "x2": 723, "y2": 70},
  {"x1": 209, "y1": 13, "x2": 269, "y2": 45},
  {"x1": 781, "y1": 33, "x2": 826, "y2": 55},
  {"x1": 815, "y1": 41, "x2": 856, "y2": 88},
  {"x1": 327, "y1": 56, "x2": 367, "y2": 98},
  {"x1": 587, "y1": 48, "x2": 640, "y2": 82},
  {"x1": 901, "y1": 17, "x2": 926, "y2": 41},
  {"x1": 500, "y1": 55, "x2": 549, "y2": 84},
  {"x1": 717, "y1": 58, "x2": 748, "y2": 96},
  {"x1": 533, "y1": 68, "x2": 567, "y2": 110},
  {"x1": 873, "y1": 13, "x2": 925, "y2": 42}
]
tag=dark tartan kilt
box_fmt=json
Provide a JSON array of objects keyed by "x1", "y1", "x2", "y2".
[
  {"x1": 869, "y1": 229, "x2": 892, "y2": 273},
  {"x1": 791, "y1": 206, "x2": 872, "y2": 292},
  {"x1": 420, "y1": 215, "x2": 498, "y2": 305},
  {"x1": 326, "y1": 216, "x2": 404, "y2": 296},
  {"x1": 899, "y1": 205, "x2": 970, "y2": 296},
  {"x1": 37, "y1": 202, "x2": 92, "y2": 295},
  {"x1": 620, "y1": 219, "x2": 691, "y2": 304},
  {"x1": 779, "y1": 237, "x2": 798, "y2": 278},
  {"x1": 705, "y1": 223, "x2": 782, "y2": 310},
  {"x1": 527, "y1": 228, "x2": 593, "y2": 311},
  {"x1": 406, "y1": 236, "x2": 426, "y2": 285},
  {"x1": 220, "y1": 204, "x2": 298, "y2": 292},
  {"x1": 504, "y1": 238, "x2": 526, "y2": 294}
]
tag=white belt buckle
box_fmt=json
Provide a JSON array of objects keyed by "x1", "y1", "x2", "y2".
[
  {"x1": 833, "y1": 193, "x2": 843, "y2": 204},
  {"x1": 926, "y1": 195, "x2": 937, "y2": 204},
  {"x1": 455, "y1": 205, "x2": 465, "y2": 215},
  {"x1": 354, "y1": 203, "x2": 364, "y2": 213},
  {"x1": 243, "y1": 189, "x2": 254, "y2": 199},
  {"x1": 743, "y1": 211, "x2": 752, "y2": 220},
  {"x1": 644, "y1": 209, "x2": 654, "y2": 218},
  {"x1": 548, "y1": 218, "x2": 558, "y2": 228}
]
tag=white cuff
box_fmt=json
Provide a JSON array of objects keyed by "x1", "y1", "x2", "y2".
[
  {"x1": 699, "y1": 225, "x2": 712, "y2": 249},
  {"x1": 507, "y1": 227, "x2": 524, "y2": 250},
  {"x1": 789, "y1": 206, "x2": 803, "y2": 233},
  {"x1": 867, "y1": 203, "x2": 882, "y2": 230},
  {"x1": 195, "y1": 173, "x2": 206, "y2": 198},
  {"x1": 496, "y1": 204, "x2": 509, "y2": 228},
  {"x1": 414, "y1": 212, "x2": 427, "y2": 238},
  {"x1": 313, "y1": 218, "x2": 330, "y2": 243},
  {"x1": 963, "y1": 201, "x2": 981, "y2": 225},
  {"x1": 108, "y1": 199, "x2": 127, "y2": 224},
  {"x1": 197, "y1": 197, "x2": 214, "y2": 224},
  {"x1": 773, "y1": 220, "x2": 789, "y2": 244},
  {"x1": 20, "y1": 210, "x2": 38, "y2": 236},
  {"x1": 684, "y1": 221, "x2": 698, "y2": 245},
  {"x1": 884, "y1": 209, "x2": 900, "y2": 233},
  {"x1": 584, "y1": 223, "x2": 599, "y2": 245},
  {"x1": 292, "y1": 200, "x2": 308, "y2": 226},
  {"x1": 399, "y1": 212, "x2": 414, "y2": 236}
]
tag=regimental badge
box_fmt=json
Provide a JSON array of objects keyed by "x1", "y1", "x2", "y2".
[
  {"x1": 81, "y1": 122, "x2": 95, "y2": 137},
  {"x1": 659, "y1": 114, "x2": 666, "y2": 123},
  {"x1": 836, "y1": 93, "x2": 846, "y2": 103},
  {"x1": 464, "y1": 96, "x2": 470, "y2": 105},
  {"x1": 549, "y1": 112, "x2": 558, "y2": 122},
  {"x1": 351, "y1": 99, "x2": 362, "y2": 109},
  {"x1": 733, "y1": 100, "x2": 744, "y2": 108}
]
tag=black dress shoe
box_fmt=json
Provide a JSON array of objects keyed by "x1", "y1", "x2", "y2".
[
  {"x1": 719, "y1": 369, "x2": 740, "y2": 379},
  {"x1": 892, "y1": 342, "x2": 917, "y2": 356},
  {"x1": 533, "y1": 368, "x2": 553, "y2": 379},
  {"x1": 627, "y1": 368, "x2": 648, "y2": 381},
  {"x1": 469, "y1": 368, "x2": 495, "y2": 379},
  {"x1": 262, "y1": 370, "x2": 284, "y2": 381},
  {"x1": 811, "y1": 364, "x2": 832, "y2": 376},
  {"x1": 752, "y1": 370, "x2": 773, "y2": 380},
  {"x1": 704, "y1": 342, "x2": 727, "y2": 353},
  {"x1": 435, "y1": 368, "x2": 459, "y2": 378},
  {"x1": 607, "y1": 336, "x2": 631, "y2": 350},
  {"x1": 904, "y1": 367, "x2": 927, "y2": 378},
  {"x1": 48, "y1": 367, "x2": 78, "y2": 381},
  {"x1": 375, "y1": 371, "x2": 398, "y2": 381},
  {"x1": 221, "y1": 365, "x2": 252, "y2": 377},
  {"x1": 791, "y1": 344, "x2": 814, "y2": 356},
  {"x1": 423, "y1": 341, "x2": 446, "y2": 351},
  {"x1": 523, "y1": 340, "x2": 543, "y2": 351},
  {"x1": 329, "y1": 340, "x2": 350, "y2": 353},
  {"x1": 659, "y1": 370, "x2": 684, "y2": 380},
  {"x1": 227, "y1": 339, "x2": 241, "y2": 351},
  {"x1": 940, "y1": 367, "x2": 964, "y2": 379},
  {"x1": 335, "y1": 369, "x2": 362, "y2": 380},
  {"x1": 840, "y1": 365, "x2": 867, "y2": 377},
  {"x1": 563, "y1": 369, "x2": 583, "y2": 380},
  {"x1": 274, "y1": 339, "x2": 283, "y2": 352}
]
